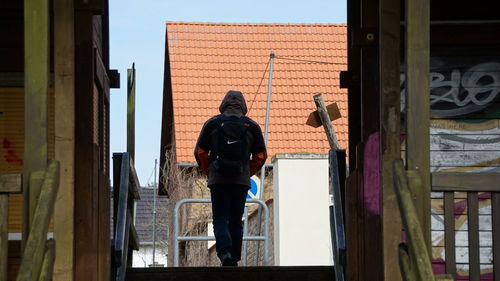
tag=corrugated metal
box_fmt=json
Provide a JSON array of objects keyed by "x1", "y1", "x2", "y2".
[{"x1": 0, "y1": 87, "x2": 55, "y2": 233}]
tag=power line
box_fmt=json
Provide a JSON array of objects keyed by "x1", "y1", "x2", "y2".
[
  {"x1": 247, "y1": 58, "x2": 271, "y2": 115},
  {"x1": 275, "y1": 56, "x2": 346, "y2": 65}
]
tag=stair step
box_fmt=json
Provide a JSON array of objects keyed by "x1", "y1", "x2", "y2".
[{"x1": 126, "y1": 266, "x2": 334, "y2": 281}]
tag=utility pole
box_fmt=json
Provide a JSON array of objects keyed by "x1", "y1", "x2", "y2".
[{"x1": 259, "y1": 51, "x2": 275, "y2": 198}]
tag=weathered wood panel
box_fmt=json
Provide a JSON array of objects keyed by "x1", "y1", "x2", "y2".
[{"x1": 0, "y1": 88, "x2": 55, "y2": 233}]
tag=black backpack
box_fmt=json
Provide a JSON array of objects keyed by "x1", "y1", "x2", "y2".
[{"x1": 211, "y1": 115, "x2": 250, "y2": 175}]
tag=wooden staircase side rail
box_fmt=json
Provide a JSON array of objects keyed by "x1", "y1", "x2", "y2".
[
  {"x1": 16, "y1": 159, "x2": 60, "y2": 281},
  {"x1": 392, "y1": 159, "x2": 435, "y2": 281},
  {"x1": 113, "y1": 152, "x2": 141, "y2": 281}
]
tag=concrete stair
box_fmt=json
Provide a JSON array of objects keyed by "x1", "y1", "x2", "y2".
[{"x1": 126, "y1": 266, "x2": 334, "y2": 281}]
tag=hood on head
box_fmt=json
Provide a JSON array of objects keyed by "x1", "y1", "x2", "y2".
[{"x1": 219, "y1": 90, "x2": 248, "y2": 116}]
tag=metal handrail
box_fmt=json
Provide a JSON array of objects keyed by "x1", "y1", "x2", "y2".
[
  {"x1": 112, "y1": 152, "x2": 141, "y2": 281},
  {"x1": 173, "y1": 198, "x2": 270, "y2": 267},
  {"x1": 329, "y1": 149, "x2": 346, "y2": 281}
]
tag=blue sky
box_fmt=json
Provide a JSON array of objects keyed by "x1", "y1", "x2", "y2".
[{"x1": 109, "y1": 0, "x2": 346, "y2": 186}]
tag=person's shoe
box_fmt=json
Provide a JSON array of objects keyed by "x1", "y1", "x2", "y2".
[{"x1": 218, "y1": 251, "x2": 233, "y2": 266}]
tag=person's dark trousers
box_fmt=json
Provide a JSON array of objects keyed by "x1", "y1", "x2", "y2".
[{"x1": 209, "y1": 184, "x2": 249, "y2": 264}]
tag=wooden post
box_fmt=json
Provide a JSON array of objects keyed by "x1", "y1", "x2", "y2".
[
  {"x1": 405, "y1": 0, "x2": 431, "y2": 256},
  {"x1": 0, "y1": 194, "x2": 8, "y2": 281},
  {"x1": 17, "y1": 160, "x2": 59, "y2": 281},
  {"x1": 53, "y1": 0, "x2": 75, "y2": 280},
  {"x1": 380, "y1": 0, "x2": 402, "y2": 279},
  {"x1": 23, "y1": 0, "x2": 50, "y2": 246},
  {"x1": 127, "y1": 63, "x2": 136, "y2": 161},
  {"x1": 313, "y1": 93, "x2": 340, "y2": 150}
]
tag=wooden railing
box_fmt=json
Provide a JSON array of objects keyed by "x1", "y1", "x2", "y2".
[
  {"x1": 392, "y1": 159, "x2": 453, "y2": 281},
  {"x1": 0, "y1": 160, "x2": 59, "y2": 281},
  {"x1": 112, "y1": 152, "x2": 140, "y2": 281},
  {"x1": 432, "y1": 172, "x2": 500, "y2": 281}
]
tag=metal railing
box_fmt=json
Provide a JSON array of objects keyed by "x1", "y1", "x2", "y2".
[
  {"x1": 173, "y1": 198, "x2": 270, "y2": 267},
  {"x1": 329, "y1": 149, "x2": 346, "y2": 281},
  {"x1": 112, "y1": 152, "x2": 141, "y2": 281}
]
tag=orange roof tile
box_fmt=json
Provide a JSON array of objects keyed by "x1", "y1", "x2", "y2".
[{"x1": 164, "y1": 22, "x2": 348, "y2": 163}]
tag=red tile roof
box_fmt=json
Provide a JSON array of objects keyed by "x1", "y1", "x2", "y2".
[{"x1": 164, "y1": 22, "x2": 347, "y2": 163}]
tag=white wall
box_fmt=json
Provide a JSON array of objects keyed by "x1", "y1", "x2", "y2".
[
  {"x1": 273, "y1": 153, "x2": 333, "y2": 266},
  {"x1": 132, "y1": 244, "x2": 168, "y2": 267}
]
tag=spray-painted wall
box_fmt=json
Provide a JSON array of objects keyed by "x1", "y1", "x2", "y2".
[{"x1": 401, "y1": 54, "x2": 500, "y2": 278}]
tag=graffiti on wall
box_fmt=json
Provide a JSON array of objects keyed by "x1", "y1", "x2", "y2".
[{"x1": 401, "y1": 56, "x2": 500, "y2": 278}]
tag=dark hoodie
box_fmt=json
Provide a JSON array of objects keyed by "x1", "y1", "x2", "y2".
[{"x1": 194, "y1": 90, "x2": 267, "y2": 187}]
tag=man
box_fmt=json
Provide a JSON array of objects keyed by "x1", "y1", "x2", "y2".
[{"x1": 194, "y1": 90, "x2": 267, "y2": 266}]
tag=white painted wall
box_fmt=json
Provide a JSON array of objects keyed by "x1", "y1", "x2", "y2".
[
  {"x1": 132, "y1": 244, "x2": 168, "y2": 267},
  {"x1": 273, "y1": 153, "x2": 333, "y2": 266}
]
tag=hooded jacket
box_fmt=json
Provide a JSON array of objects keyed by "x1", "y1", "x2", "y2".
[{"x1": 194, "y1": 90, "x2": 267, "y2": 187}]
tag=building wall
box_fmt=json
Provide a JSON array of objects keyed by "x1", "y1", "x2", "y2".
[
  {"x1": 132, "y1": 244, "x2": 168, "y2": 268},
  {"x1": 272, "y1": 153, "x2": 333, "y2": 266}
]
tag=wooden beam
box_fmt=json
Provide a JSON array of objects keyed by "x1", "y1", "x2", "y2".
[
  {"x1": 0, "y1": 194, "x2": 8, "y2": 281},
  {"x1": 467, "y1": 193, "x2": 480, "y2": 281},
  {"x1": 127, "y1": 64, "x2": 136, "y2": 161},
  {"x1": 37, "y1": 239, "x2": 55, "y2": 281},
  {"x1": 380, "y1": 0, "x2": 402, "y2": 279},
  {"x1": 0, "y1": 174, "x2": 21, "y2": 193},
  {"x1": 432, "y1": 172, "x2": 500, "y2": 192},
  {"x1": 393, "y1": 160, "x2": 435, "y2": 281},
  {"x1": 405, "y1": 0, "x2": 432, "y2": 257},
  {"x1": 17, "y1": 160, "x2": 59, "y2": 281},
  {"x1": 443, "y1": 192, "x2": 456, "y2": 278},
  {"x1": 23, "y1": 0, "x2": 50, "y2": 247},
  {"x1": 53, "y1": 0, "x2": 75, "y2": 280},
  {"x1": 313, "y1": 94, "x2": 340, "y2": 150},
  {"x1": 492, "y1": 193, "x2": 500, "y2": 281}
]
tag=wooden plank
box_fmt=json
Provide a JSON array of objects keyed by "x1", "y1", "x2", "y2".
[
  {"x1": 0, "y1": 194, "x2": 8, "y2": 281},
  {"x1": 393, "y1": 160, "x2": 435, "y2": 281},
  {"x1": 380, "y1": 0, "x2": 402, "y2": 279},
  {"x1": 432, "y1": 173, "x2": 500, "y2": 192},
  {"x1": 53, "y1": 0, "x2": 75, "y2": 280},
  {"x1": 314, "y1": 94, "x2": 340, "y2": 149},
  {"x1": 0, "y1": 174, "x2": 21, "y2": 193},
  {"x1": 444, "y1": 192, "x2": 456, "y2": 278},
  {"x1": 493, "y1": 192, "x2": 500, "y2": 281},
  {"x1": 313, "y1": 94, "x2": 341, "y2": 150},
  {"x1": 16, "y1": 160, "x2": 59, "y2": 281},
  {"x1": 23, "y1": 0, "x2": 50, "y2": 247},
  {"x1": 38, "y1": 239, "x2": 55, "y2": 281},
  {"x1": 127, "y1": 64, "x2": 136, "y2": 161},
  {"x1": 467, "y1": 193, "x2": 480, "y2": 281},
  {"x1": 398, "y1": 244, "x2": 418, "y2": 281}
]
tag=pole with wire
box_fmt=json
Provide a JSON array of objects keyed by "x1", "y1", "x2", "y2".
[
  {"x1": 254, "y1": 52, "x2": 275, "y2": 265},
  {"x1": 258, "y1": 51, "x2": 275, "y2": 199},
  {"x1": 152, "y1": 159, "x2": 158, "y2": 266}
]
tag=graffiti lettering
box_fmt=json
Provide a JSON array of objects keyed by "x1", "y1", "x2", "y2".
[{"x1": 401, "y1": 62, "x2": 500, "y2": 118}]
